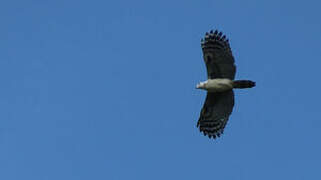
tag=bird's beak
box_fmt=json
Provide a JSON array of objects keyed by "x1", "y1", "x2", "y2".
[{"x1": 196, "y1": 84, "x2": 201, "y2": 89}]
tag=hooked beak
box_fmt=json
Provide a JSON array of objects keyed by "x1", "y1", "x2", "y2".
[
  {"x1": 196, "y1": 82, "x2": 204, "y2": 89},
  {"x1": 196, "y1": 81, "x2": 206, "y2": 89}
]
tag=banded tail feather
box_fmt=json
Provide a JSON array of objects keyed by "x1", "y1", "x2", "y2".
[{"x1": 233, "y1": 80, "x2": 256, "y2": 89}]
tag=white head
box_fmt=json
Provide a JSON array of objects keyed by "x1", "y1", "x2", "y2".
[{"x1": 196, "y1": 80, "x2": 208, "y2": 89}]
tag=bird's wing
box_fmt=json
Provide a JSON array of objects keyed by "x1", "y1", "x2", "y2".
[
  {"x1": 197, "y1": 90, "x2": 235, "y2": 139},
  {"x1": 201, "y1": 30, "x2": 236, "y2": 80}
]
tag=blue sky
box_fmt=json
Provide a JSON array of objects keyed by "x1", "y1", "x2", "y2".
[{"x1": 1, "y1": 0, "x2": 321, "y2": 179}]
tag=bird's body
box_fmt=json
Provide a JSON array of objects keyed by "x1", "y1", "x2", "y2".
[
  {"x1": 196, "y1": 30, "x2": 255, "y2": 139},
  {"x1": 197, "y1": 79, "x2": 233, "y2": 92}
]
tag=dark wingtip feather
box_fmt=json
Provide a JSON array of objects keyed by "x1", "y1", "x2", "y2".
[
  {"x1": 201, "y1": 29, "x2": 231, "y2": 51},
  {"x1": 214, "y1": 30, "x2": 218, "y2": 35},
  {"x1": 197, "y1": 115, "x2": 230, "y2": 140}
]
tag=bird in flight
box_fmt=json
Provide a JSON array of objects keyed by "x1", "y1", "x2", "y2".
[{"x1": 196, "y1": 30, "x2": 255, "y2": 139}]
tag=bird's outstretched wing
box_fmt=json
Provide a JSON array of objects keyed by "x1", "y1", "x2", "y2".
[
  {"x1": 198, "y1": 30, "x2": 236, "y2": 139},
  {"x1": 201, "y1": 30, "x2": 236, "y2": 79},
  {"x1": 197, "y1": 90, "x2": 234, "y2": 139}
]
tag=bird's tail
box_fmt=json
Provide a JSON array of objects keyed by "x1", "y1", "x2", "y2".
[{"x1": 233, "y1": 80, "x2": 256, "y2": 89}]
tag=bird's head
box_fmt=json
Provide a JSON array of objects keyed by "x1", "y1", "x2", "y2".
[{"x1": 196, "y1": 80, "x2": 207, "y2": 90}]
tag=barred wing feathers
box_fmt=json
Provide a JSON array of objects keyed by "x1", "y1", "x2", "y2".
[
  {"x1": 198, "y1": 30, "x2": 236, "y2": 139},
  {"x1": 201, "y1": 30, "x2": 236, "y2": 79}
]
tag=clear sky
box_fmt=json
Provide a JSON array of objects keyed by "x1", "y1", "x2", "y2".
[{"x1": 1, "y1": 0, "x2": 321, "y2": 179}]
